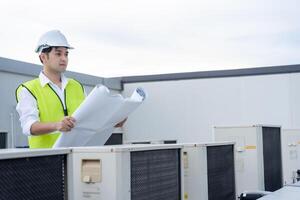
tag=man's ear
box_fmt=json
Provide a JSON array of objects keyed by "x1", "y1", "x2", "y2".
[{"x1": 39, "y1": 53, "x2": 47, "y2": 63}]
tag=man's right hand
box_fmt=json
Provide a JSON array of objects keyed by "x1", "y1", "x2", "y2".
[{"x1": 55, "y1": 116, "x2": 76, "y2": 132}]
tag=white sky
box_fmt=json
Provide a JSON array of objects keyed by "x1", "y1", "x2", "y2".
[{"x1": 0, "y1": 0, "x2": 299, "y2": 77}]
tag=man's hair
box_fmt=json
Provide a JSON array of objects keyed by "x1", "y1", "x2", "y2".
[{"x1": 39, "y1": 47, "x2": 53, "y2": 64}]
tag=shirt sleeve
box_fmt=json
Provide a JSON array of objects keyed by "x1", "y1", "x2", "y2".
[{"x1": 16, "y1": 87, "x2": 40, "y2": 136}]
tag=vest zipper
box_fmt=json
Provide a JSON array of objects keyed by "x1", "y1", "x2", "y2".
[
  {"x1": 64, "y1": 89, "x2": 68, "y2": 116},
  {"x1": 47, "y1": 83, "x2": 68, "y2": 116}
]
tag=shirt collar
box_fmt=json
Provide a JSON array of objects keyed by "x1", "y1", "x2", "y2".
[{"x1": 39, "y1": 71, "x2": 69, "y2": 89}]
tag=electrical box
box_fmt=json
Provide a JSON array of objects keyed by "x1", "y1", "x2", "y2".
[
  {"x1": 0, "y1": 148, "x2": 70, "y2": 200},
  {"x1": 214, "y1": 125, "x2": 283, "y2": 197},
  {"x1": 281, "y1": 129, "x2": 300, "y2": 185},
  {"x1": 182, "y1": 142, "x2": 236, "y2": 200},
  {"x1": 68, "y1": 144, "x2": 184, "y2": 200}
]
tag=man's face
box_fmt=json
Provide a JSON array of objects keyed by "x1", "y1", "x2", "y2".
[{"x1": 41, "y1": 47, "x2": 69, "y2": 73}]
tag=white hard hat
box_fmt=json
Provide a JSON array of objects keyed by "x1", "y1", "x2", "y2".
[{"x1": 35, "y1": 30, "x2": 74, "y2": 53}]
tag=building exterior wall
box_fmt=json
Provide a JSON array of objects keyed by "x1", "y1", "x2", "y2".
[{"x1": 122, "y1": 73, "x2": 300, "y2": 143}]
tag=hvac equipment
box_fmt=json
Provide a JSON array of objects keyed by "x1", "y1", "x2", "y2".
[
  {"x1": 104, "y1": 133, "x2": 123, "y2": 145},
  {"x1": 258, "y1": 181, "x2": 300, "y2": 200},
  {"x1": 182, "y1": 142, "x2": 236, "y2": 200},
  {"x1": 124, "y1": 139, "x2": 177, "y2": 144},
  {"x1": 0, "y1": 131, "x2": 7, "y2": 148},
  {"x1": 281, "y1": 129, "x2": 300, "y2": 184},
  {"x1": 0, "y1": 148, "x2": 70, "y2": 200},
  {"x1": 238, "y1": 191, "x2": 272, "y2": 200},
  {"x1": 68, "y1": 144, "x2": 184, "y2": 200},
  {"x1": 214, "y1": 125, "x2": 283, "y2": 197}
]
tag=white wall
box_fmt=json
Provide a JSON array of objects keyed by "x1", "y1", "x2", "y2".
[{"x1": 122, "y1": 73, "x2": 300, "y2": 143}]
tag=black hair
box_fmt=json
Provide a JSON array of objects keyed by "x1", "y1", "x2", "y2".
[
  {"x1": 42, "y1": 47, "x2": 53, "y2": 53},
  {"x1": 39, "y1": 47, "x2": 53, "y2": 64}
]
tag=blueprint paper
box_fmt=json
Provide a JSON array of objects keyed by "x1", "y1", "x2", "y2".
[
  {"x1": 53, "y1": 85, "x2": 146, "y2": 148},
  {"x1": 84, "y1": 127, "x2": 115, "y2": 147}
]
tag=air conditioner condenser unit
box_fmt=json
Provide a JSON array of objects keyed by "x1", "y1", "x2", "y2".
[
  {"x1": 182, "y1": 142, "x2": 236, "y2": 200},
  {"x1": 214, "y1": 125, "x2": 283, "y2": 197},
  {"x1": 68, "y1": 144, "x2": 184, "y2": 200},
  {"x1": 0, "y1": 148, "x2": 70, "y2": 200}
]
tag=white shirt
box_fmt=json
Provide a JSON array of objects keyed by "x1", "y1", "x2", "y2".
[{"x1": 16, "y1": 72, "x2": 70, "y2": 136}]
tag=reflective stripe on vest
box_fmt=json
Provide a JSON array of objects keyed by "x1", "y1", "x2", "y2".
[{"x1": 16, "y1": 78, "x2": 85, "y2": 148}]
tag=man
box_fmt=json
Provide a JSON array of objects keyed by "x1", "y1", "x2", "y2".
[{"x1": 16, "y1": 30, "x2": 125, "y2": 148}]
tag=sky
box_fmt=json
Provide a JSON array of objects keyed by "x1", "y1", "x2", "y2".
[{"x1": 0, "y1": 0, "x2": 299, "y2": 77}]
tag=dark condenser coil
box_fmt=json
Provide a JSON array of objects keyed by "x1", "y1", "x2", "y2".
[
  {"x1": 207, "y1": 144, "x2": 235, "y2": 200},
  {"x1": 0, "y1": 132, "x2": 7, "y2": 149},
  {"x1": 131, "y1": 149, "x2": 181, "y2": 200},
  {"x1": 0, "y1": 154, "x2": 67, "y2": 200},
  {"x1": 262, "y1": 127, "x2": 283, "y2": 191}
]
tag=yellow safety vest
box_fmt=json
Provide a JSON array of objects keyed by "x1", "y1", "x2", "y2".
[{"x1": 16, "y1": 78, "x2": 85, "y2": 148}]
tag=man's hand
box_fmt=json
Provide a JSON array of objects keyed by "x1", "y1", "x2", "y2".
[
  {"x1": 114, "y1": 118, "x2": 127, "y2": 128},
  {"x1": 30, "y1": 117, "x2": 76, "y2": 135},
  {"x1": 56, "y1": 116, "x2": 76, "y2": 132}
]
